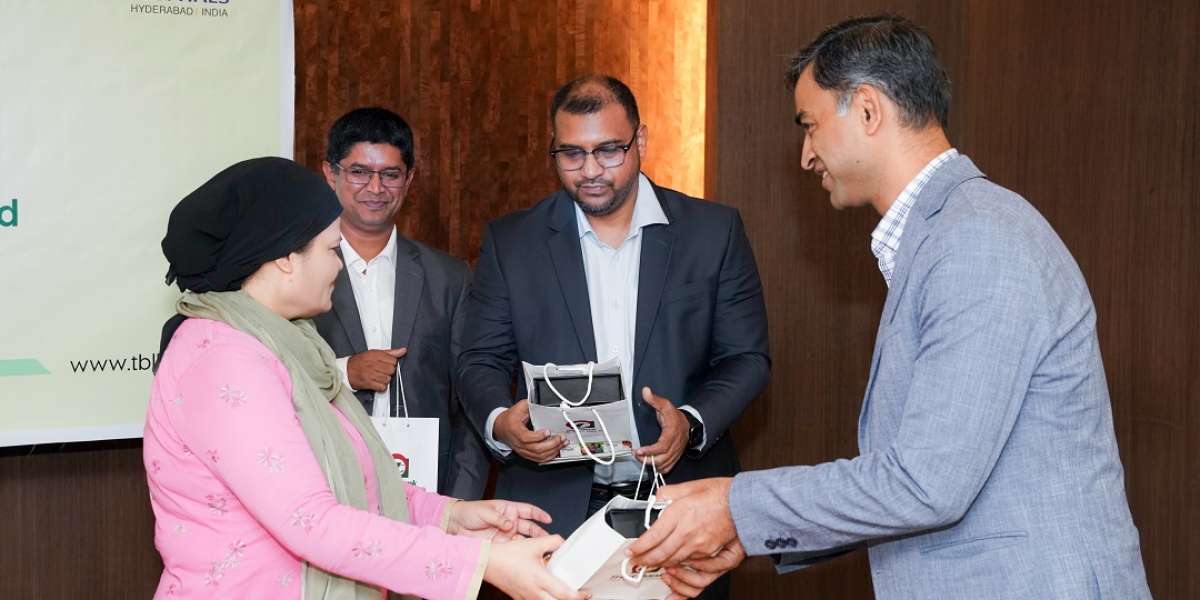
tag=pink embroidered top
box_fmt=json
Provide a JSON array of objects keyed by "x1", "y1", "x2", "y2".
[{"x1": 143, "y1": 318, "x2": 486, "y2": 598}]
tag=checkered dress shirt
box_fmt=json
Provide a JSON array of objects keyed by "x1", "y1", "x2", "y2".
[{"x1": 870, "y1": 148, "x2": 958, "y2": 286}]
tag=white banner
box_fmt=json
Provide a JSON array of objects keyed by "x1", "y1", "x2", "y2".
[{"x1": 0, "y1": 0, "x2": 295, "y2": 446}]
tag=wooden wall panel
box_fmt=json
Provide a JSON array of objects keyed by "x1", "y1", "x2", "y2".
[
  {"x1": 0, "y1": 441, "x2": 161, "y2": 598},
  {"x1": 293, "y1": 0, "x2": 706, "y2": 262},
  {"x1": 712, "y1": 1, "x2": 1198, "y2": 598}
]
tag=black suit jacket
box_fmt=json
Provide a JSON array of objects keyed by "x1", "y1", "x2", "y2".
[
  {"x1": 458, "y1": 181, "x2": 770, "y2": 535},
  {"x1": 313, "y1": 234, "x2": 489, "y2": 499}
]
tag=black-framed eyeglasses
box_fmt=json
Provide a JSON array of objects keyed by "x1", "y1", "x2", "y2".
[
  {"x1": 548, "y1": 130, "x2": 638, "y2": 171},
  {"x1": 330, "y1": 162, "x2": 409, "y2": 188}
]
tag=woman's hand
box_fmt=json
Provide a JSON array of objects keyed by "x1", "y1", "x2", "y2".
[
  {"x1": 484, "y1": 535, "x2": 589, "y2": 600},
  {"x1": 446, "y1": 499, "x2": 552, "y2": 541}
]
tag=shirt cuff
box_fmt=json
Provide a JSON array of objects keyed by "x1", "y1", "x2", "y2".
[
  {"x1": 484, "y1": 407, "x2": 513, "y2": 456},
  {"x1": 335, "y1": 356, "x2": 357, "y2": 392},
  {"x1": 440, "y1": 499, "x2": 459, "y2": 531},
  {"x1": 464, "y1": 539, "x2": 490, "y2": 600},
  {"x1": 679, "y1": 405, "x2": 707, "y2": 450}
]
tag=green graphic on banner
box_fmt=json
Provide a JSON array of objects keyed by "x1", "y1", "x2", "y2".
[
  {"x1": 0, "y1": 359, "x2": 50, "y2": 377},
  {"x1": 0, "y1": 198, "x2": 16, "y2": 227}
]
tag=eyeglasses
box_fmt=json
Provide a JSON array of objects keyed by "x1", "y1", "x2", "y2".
[
  {"x1": 331, "y1": 162, "x2": 409, "y2": 188},
  {"x1": 548, "y1": 130, "x2": 638, "y2": 171}
]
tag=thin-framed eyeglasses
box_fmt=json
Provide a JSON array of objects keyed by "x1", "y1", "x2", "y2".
[
  {"x1": 331, "y1": 162, "x2": 409, "y2": 188},
  {"x1": 548, "y1": 130, "x2": 638, "y2": 171}
]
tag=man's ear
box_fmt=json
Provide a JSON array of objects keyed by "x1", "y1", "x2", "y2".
[
  {"x1": 635, "y1": 123, "x2": 648, "y2": 158},
  {"x1": 856, "y1": 85, "x2": 885, "y2": 136},
  {"x1": 321, "y1": 161, "x2": 338, "y2": 188}
]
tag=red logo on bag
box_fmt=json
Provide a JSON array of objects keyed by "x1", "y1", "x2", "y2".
[{"x1": 391, "y1": 452, "x2": 410, "y2": 478}]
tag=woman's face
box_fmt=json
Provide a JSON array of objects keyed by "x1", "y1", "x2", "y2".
[{"x1": 287, "y1": 219, "x2": 344, "y2": 318}]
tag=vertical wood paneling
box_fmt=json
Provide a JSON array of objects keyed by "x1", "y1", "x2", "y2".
[
  {"x1": 293, "y1": 0, "x2": 706, "y2": 263},
  {"x1": 0, "y1": 442, "x2": 161, "y2": 598},
  {"x1": 713, "y1": 1, "x2": 1198, "y2": 598}
]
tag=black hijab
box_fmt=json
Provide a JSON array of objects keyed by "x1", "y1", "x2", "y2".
[{"x1": 157, "y1": 157, "x2": 341, "y2": 363}]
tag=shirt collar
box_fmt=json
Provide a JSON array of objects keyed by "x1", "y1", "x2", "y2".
[
  {"x1": 574, "y1": 173, "x2": 669, "y2": 242},
  {"x1": 870, "y1": 148, "x2": 958, "y2": 258},
  {"x1": 339, "y1": 226, "x2": 398, "y2": 273}
]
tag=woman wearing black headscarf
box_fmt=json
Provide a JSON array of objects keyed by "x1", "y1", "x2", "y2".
[{"x1": 145, "y1": 157, "x2": 585, "y2": 600}]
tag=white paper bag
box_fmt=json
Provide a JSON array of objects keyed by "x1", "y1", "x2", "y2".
[
  {"x1": 548, "y1": 495, "x2": 670, "y2": 600},
  {"x1": 523, "y1": 359, "x2": 636, "y2": 465},
  {"x1": 549, "y1": 459, "x2": 671, "y2": 599},
  {"x1": 369, "y1": 415, "x2": 439, "y2": 490},
  {"x1": 367, "y1": 369, "x2": 439, "y2": 490}
]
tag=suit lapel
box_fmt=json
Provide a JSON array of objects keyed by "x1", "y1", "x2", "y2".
[
  {"x1": 390, "y1": 237, "x2": 424, "y2": 354},
  {"x1": 546, "y1": 193, "x2": 598, "y2": 362},
  {"x1": 860, "y1": 154, "x2": 988, "y2": 451},
  {"x1": 881, "y1": 153, "x2": 987, "y2": 327},
  {"x1": 879, "y1": 217, "x2": 930, "y2": 326},
  {"x1": 632, "y1": 187, "x2": 675, "y2": 383},
  {"x1": 387, "y1": 237, "x2": 424, "y2": 413},
  {"x1": 330, "y1": 248, "x2": 369, "y2": 355}
]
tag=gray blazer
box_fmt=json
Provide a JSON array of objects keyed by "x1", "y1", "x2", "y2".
[
  {"x1": 729, "y1": 155, "x2": 1150, "y2": 599},
  {"x1": 312, "y1": 234, "x2": 489, "y2": 500}
]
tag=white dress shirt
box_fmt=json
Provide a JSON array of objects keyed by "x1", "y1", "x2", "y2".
[
  {"x1": 334, "y1": 228, "x2": 398, "y2": 417},
  {"x1": 486, "y1": 174, "x2": 704, "y2": 483}
]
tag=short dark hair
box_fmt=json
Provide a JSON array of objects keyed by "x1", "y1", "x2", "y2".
[
  {"x1": 549, "y1": 75, "x2": 640, "y2": 130},
  {"x1": 325, "y1": 107, "x2": 415, "y2": 170},
  {"x1": 787, "y1": 15, "x2": 950, "y2": 129}
]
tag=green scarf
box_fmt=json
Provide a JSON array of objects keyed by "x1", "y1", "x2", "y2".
[{"x1": 177, "y1": 290, "x2": 412, "y2": 599}]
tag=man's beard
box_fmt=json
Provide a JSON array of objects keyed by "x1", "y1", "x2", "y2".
[{"x1": 567, "y1": 175, "x2": 637, "y2": 217}]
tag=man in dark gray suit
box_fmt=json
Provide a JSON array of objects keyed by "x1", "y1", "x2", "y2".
[
  {"x1": 457, "y1": 75, "x2": 770, "y2": 599},
  {"x1": 312, "y1": 107, "x2": 488, "y2": 499},
  {"x1": 628, "y1": 15, "x2": 1150, "y2": 600}
]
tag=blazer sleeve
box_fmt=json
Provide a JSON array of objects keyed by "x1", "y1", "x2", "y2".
[
  {"x1": 456, "y1": 223, "x2": 520, "y2": 459},
  {"x1": 729, "y1": 220, "x2": 1051, "y2": 556},
  {"x1": 685, "y1": 211, "x2": 771, "y2": 452},
  {"x1": 173, "y1": 341, "x2": 486, "y2": 599},
  {"x1": 446, "y1": 266, "x2": 491, "y2": 499}
]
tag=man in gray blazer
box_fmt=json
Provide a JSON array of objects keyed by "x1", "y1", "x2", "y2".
[
  {"x1": 628, "y1": 15, "x2": 1151, "y2": 599},
  {"x1": 312, "y1": 107, "x2": 488, "y2": 499}
]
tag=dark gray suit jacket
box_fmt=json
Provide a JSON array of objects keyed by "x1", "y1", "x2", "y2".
[
  {"x1": 458, "y1": 181, "x2": 771, "y2": 535},
  {"x1": 313, "y1": 234, "x2": 489, "y2": 499}
]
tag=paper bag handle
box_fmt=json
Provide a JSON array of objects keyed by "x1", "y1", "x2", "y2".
[
  {"x1": 542, "y1": 361, "x2": 596, "y2": 406},
  {"x1": 562, "y1": 406, "x2": 617, "y2": 465},
  {"x1": 635, "y1": 455, "x2": 670, "y2": 528},
  {"x1": 621, "y1": 557, "x2": 646, "y2": 583},
  {"x1": 381, "y1": 367, "x2": 412, "y2": 427}
]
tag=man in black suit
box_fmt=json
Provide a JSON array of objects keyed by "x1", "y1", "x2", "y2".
[
  {"x1": 457, "y1": 77, "x2": 769, "y2": 597},
  {"x1": 313, "y1": 107, "x2": 488, "y2": 499}
]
